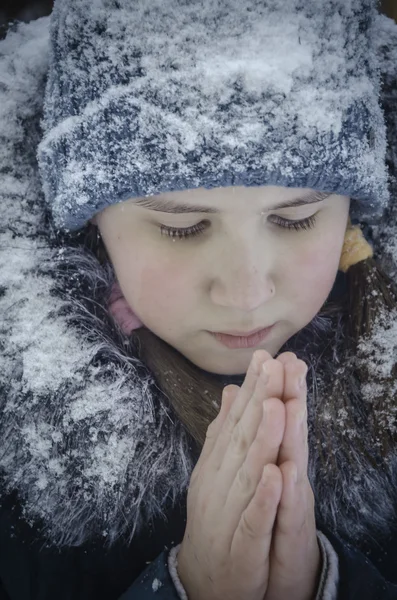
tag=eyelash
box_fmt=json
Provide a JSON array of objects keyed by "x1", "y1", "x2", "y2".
[{"x1": 159, "y1": 214, "x2": 318, "y2": 240}]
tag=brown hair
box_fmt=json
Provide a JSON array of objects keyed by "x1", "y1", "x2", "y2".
[{"x1": 82, "y1": 218, "x2": 397, "y2": 468}]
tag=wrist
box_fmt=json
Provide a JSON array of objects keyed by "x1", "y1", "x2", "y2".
[
  {"x1": 175, "y1": 543, "x2": 197, "y2": 600},
  {"x1": 310, "y1": 539, "x2": 323, "y2": 600}
]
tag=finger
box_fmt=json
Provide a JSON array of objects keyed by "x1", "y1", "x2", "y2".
[
  {"x1": 223, "y1": 397, "x2": 285, "y2": 537},
  {"x1": 221, "y1": 385, "x2": 240, "y2": 420},
  {"x1": 212, "y1": 359, "x2": 284, "y2": 496},
  {"x1": 272, "y1": 405, "x2": 313, "y2": 570},
  {"x1": 197, "y1": 384, "x2": 240, "y2": 467},
  {"x1": 277, "y1": 398, "x2": 308, "y2": 476},
  {"x1": 275, "y1": 351, "x2": 298, "y2": 401},
  {"x1": 230, "y1": 463, "x2": 282, "y2": 574},
  {"x1": 220, "y1": 349, "x2": 269, "y2": 422},
  {"x1": 282, "y1": 359, "x2": 308, "y2": 403},
  {"x1": 267, "y1": 462, "x2": 317, "y2": 595},
  {"x1": 237, "y1": 359, "x2": 284, "y2": 448},
  {"x1": 208, "y1": 350, "x2": 273, "y2": 470},
  {"x1": 277, "y1": 362, "x2": 308, "y2": 473},
  {"x1": 191, "y1": 352, "x2": 271, "y2": 508},
  {"x1": 276, "y1": 461, "x2": 315, "y2": 536},
  {"x1": 275, "y1": 351, "x2": 299, "y2": 367},
  {"x1": 212, "y1": 358, "x2": 284, "y2": 468}
]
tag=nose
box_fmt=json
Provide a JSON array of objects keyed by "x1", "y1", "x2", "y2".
[{"x1": 210, "y1": 245, "x2": 275, "y2": 312}]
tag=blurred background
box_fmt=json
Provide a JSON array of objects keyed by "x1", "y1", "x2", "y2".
[
  {"x1": 382, "y1": 0, "x2": 397, "y2": 21},
  {"x1": 1, "y1": 0, "x2": 52, "y2": 38},
  {"x1": 0, "y1": 0, "x2": 396, "y2": 39}
]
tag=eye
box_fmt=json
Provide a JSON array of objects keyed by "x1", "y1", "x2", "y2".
[
  {"x1": 160, "y1": 222, "x2": 208, "y2": 240},
  {"x1": 159, "y1": 214, "x2": 318, "y2": 241},
  {"x1": 270, "y1": 214, "x2": 318, "y2": 232}
]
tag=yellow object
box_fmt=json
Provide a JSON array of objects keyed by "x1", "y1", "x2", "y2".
[{"x1": 338, "y1": 217, "x2": 374, "y2": 273}]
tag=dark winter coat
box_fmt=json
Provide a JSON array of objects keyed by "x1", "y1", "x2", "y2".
[{"x1": 1, "y1": 11, "x2": 397, "y2": 600}]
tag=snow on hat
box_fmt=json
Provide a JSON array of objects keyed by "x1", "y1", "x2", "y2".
[{"x1": 37, "y1": 0, "x2": 391, "y2": 233}]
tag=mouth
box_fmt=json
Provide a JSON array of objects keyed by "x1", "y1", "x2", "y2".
[
  {"x1": 209, "y1": 325, "x2": 275, "y2": 350},
  {"x1": 214, "y1": 326, "x2": 271, "y2": 337}
]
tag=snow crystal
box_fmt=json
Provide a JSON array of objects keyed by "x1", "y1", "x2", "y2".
[
  {"x1": 152, "y1": 578, "x2": 163, "y2": 592},
  {"x1": 2, "y1": 247, "x2": 88, "y2": 395},
  {"x1": 356, "y1": 307, "x2": 397, "y2": 379}
]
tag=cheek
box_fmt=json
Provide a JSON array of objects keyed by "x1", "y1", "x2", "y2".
[
  {"x1": 132, "y1": 254, "x2": 194, "y2": 321},
  {"x1": 286, "y1": 234, "x2": 343, "y2": 309}
]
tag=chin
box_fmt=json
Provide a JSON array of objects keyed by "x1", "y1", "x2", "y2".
[{"x1": 185, "y1": 352, "x2": 256, "y2": 376}]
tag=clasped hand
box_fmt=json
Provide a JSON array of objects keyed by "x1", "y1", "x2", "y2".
[{"x1": 177, "y1": 350, "x2": 321, "y2": 600}]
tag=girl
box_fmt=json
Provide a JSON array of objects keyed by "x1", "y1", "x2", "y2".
[{"x1": 0, "y1": 1, "x2": 397, "y2": 599}]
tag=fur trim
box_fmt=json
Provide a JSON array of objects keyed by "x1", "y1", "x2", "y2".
[{"x1": 315, "y1": 532, "x2": 339, "y2": 600}]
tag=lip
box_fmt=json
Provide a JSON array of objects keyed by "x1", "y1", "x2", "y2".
[
  {"x1": 216, "y1": 326, "x2": 269, "y2": 337},
  {"x1": 210, "y1": 325, "x2": 275, "y2": 350}
]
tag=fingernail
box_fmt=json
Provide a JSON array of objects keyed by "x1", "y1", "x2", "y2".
[
  {"x1": 262, "y1": 364, "x2": 269, "y2": 383},
  {"x1": 299, "y1": 375, "x2": 306, "y2": 388}
]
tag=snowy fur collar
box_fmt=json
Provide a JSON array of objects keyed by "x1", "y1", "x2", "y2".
[{"x1": 1, "y1": 14, "x2": 397, "y2": 552}]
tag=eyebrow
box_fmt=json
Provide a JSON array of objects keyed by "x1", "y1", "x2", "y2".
[{"x1": 131, "y1": 191, "x2": 332, "y2": 214}]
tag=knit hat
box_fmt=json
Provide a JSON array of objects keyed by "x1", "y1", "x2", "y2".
[{"x1": 37, "y1": 0, "x2": 391, "y2": 234}]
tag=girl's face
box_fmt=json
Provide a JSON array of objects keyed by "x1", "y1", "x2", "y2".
[{"x1": 93, "y1": 186, "x2": 350, "y2": 375}]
